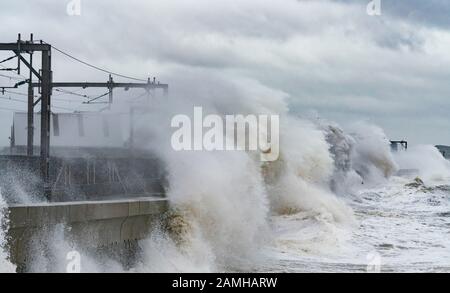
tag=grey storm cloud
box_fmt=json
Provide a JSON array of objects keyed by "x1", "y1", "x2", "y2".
[
  {"x1": 0, "y1": 0, "x2": 449, "y2": 146},
  {"x1": 338, "y1": 0, "x2": 450, "y2": 29}
]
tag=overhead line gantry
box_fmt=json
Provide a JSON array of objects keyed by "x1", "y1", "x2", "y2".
[{"x1": 0, "y1": 34, "x2": 168, "y2": 198}]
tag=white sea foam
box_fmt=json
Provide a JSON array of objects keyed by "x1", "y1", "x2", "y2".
[{"x1": 394, "y1": 145, "x2": 450, "y2": 184}]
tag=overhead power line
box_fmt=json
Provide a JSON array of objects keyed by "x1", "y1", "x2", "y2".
[
  {"x1": 0, "y1": 67, "x2": 16, "y2": 71},
  {"x1": 53, "y1": 88, "x2": 84, "y2": 96},
  {"x1": 54, "y1": 88, "x2": 89, "y2": 98},
  {"x1": 0, "y1": 91, "x2": 78, "y2": 112},
  {"x1": 1, "y1": 89, "x2": 38, "y2": 98},
  {"x1": 83, "y1": 92, "x2": 109, "y2": 104},
  {"x1": 0, "y1": 63, "x2": 28, "y2": 79},
  {"x1": 0, "y1": 55, "x2": 17, "y2": 64},
  {"x1": 46, "y1": 42, "x2": 147, "y2": 82}
]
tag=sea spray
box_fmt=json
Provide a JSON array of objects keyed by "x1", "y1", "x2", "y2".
[
  {"x1": 26, "y1": 224, "x2": 124, "y2": 273},
  {"x1": 163, "y1": 150, "x2": 270, "y2": 269},
  {"x1": 264, "y1": 117, "x2": 355, "y2": 223},
  {"x1": 322, "y1": 123, "x2": 363, "y2": 195},
  {"x1": 0, "y1": 164, "x2": 45, "y2": 204},
  {"x1": 136, "y1": 220, "x2": 215, "y2": 272},
  {"x1": 0, "y1": 68, "x2": 429, "y2": 272},
  {"x1": 394, "y1": 145, "x2": 450, "y2": 184},
  {"x1": 262, "y1": 119, "x2": 356, "y2": 260},
  {"x1": 0, "y1": 190, "x2": 16, "y2": 273},
  {"x1": 128, "y1": 75, "x2": 362, "y2": 270},
  {"x1": 347, "y1": 122, "x2": 398, "y2": 185}
]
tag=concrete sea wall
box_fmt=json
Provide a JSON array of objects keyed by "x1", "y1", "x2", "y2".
[{"x1": 6, "y1": 197, "x2": 168, "y2": 270}]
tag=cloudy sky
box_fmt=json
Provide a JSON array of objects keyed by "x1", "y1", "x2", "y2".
[{"x1": 0, "y1": 0, "x2": 450, "y2": 146}]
